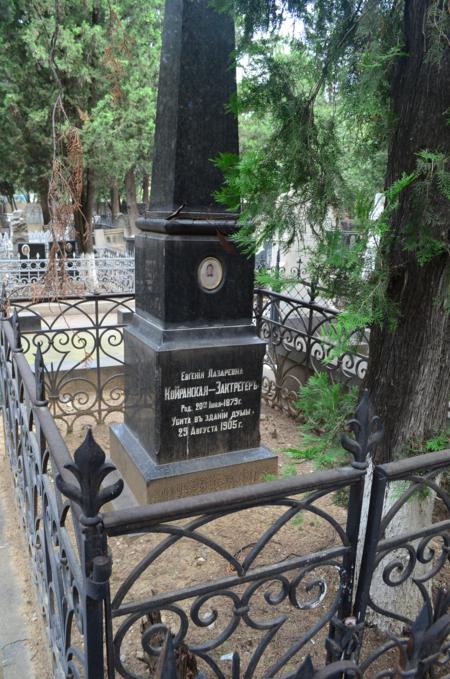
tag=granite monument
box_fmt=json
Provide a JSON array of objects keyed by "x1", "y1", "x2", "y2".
[{"x1": 110, "y1": 0, "x2": 278, "y2": 503}]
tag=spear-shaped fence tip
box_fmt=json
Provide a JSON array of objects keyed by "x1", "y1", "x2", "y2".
[
  {"x1": 55, "y1": 427, "x2": 123, "y2": 521},
  {"x1": 341, "y1": 390, "x2": 384, "y2": 468}
]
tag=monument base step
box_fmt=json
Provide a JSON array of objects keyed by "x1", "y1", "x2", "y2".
[{"x1": 110, "y1": 423, "x2": 278, "y2": 505}]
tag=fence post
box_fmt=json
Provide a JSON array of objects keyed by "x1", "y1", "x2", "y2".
[
  {"x1": 0, "y1": 282, "x2": 7, "y2": 318},
  {"x1": 351, "y1": 465, "x2": 388, "y2": 650},
  {"x1": 309, "y1": 278, "x2": 317, "y2": 305},
  {"x1": 34, "y1": 344, "x2": 47, "y2": 406},
  {"x1": 93, "y1": 293, "x2": 103, "y2": 424},
  {"x1": 11, "y1": 308, "x2": 22, "y2": 352},
  {"x1": 255, "y1": 290, "x2": 263, "y2": 336},
  {"x1": 56, "y1": 429, "x2": 124, "y2": 678},
  {"x1": 305, "y1": 303, "x2": 314, "y2": 366},
  {"x1": 327, "y1": 390, "x2": 384, "y2": 662},
  {"x1": 304, "y1": 277, "x2": 319, "y2": 365}
]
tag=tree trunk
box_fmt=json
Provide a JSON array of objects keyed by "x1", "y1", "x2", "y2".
[
  {"x1": 125, "y1": 168, "x2": 139, "y2": 235},
  {"x1": 365, "y1": 0, "x2": 450, "y2": 465},
  {"x1": 39, "y1": 179, "x2": 51, "y2": 225},
  {"x1": 74, "y1": 169, "x2": 96, "y2": 254},
  {"x1": 110, "y1": 182, "x2": 120, "y2": 219},
  {"x1": 142, "y1": 172, "x2": 150, "y2": 207},
  {"x1": 367, "y1": 480, "x2": 437, "y2": 633}
]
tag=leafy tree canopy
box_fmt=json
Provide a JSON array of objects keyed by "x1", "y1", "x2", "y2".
[
  {"x1": 0, "y1": 0, "x2": 162, "y2": 200},
  {"x1": 216, "y1": 0, "x2": 449, "y2": 328}
]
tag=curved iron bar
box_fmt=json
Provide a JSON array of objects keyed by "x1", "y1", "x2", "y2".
[
  {"x1": 110, "y1": 488, "x2": 353, "y2": 612},
  {"x1": 10, "y1": 295, "x2": 133, "y2": 428},
  {"x1": 379, "y1": 472, "x2": 450, "y2": 538},
  {"x1": 113, "y1": 562, "x2": 345, "y2": 679},
  {"x1": 108, "y1": 467, "x2": 359, "y2": 678},
  {"x1": 9, "y1": 289, "x2": 370, "y2": 425},
  {"x1": 3, "y1": 294, "x2": 450, "y2": 678},
  {"x1": 0, "y1": 316, "x2": 88, "y2": 675},
  {"x1": 254, "y1": 289, "x2": 369, "y2": 413}
]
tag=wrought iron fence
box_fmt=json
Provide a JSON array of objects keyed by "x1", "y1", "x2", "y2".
[
  {"x1": 3, "y1": 293, "x2": 134, "y2": 433},
  {"x1": 4, "y1": 287, "x2": 366, "y2": 431},
  {"x1": 0, "y1": 313, "x2": 122, "y2": 678},
  {"x1": 254, "y1": 289, "x2": 369, "y2": 415},
  {"x1": 1, "y1": 256, "x2": 333, "y2": 304},
  {"x1": 1, "y1": 309, "x2": 449, "y2": 678},
  {"x1": 0, "y1": 254, "x2": 135, "y2": 297}
]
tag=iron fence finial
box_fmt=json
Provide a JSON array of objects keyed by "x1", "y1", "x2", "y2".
[
  {"x1": 55, "y1": 428, "x2": 123, "y2": 522},
  {"x1": 341, "y1": 389, "x2": 384, "y2": 468}
]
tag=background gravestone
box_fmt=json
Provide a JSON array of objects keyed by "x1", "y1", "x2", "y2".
[
  {"x1": 25, "y1": 203, "x2": 43, "y2": 227},
  {"x1": 110, "y1": 0, "x2": 277, "y2": 504}
]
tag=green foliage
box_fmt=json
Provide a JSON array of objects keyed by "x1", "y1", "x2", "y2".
[
  {"x1": 281, "y1": 464, "x2": 297, "y2": 477},
  {"x1": 399, "y1": 426, "x2": 450, "y2": 460},
  {"x1": 333, "y1": 487, "x2": 349, "y2": 508},
  {"x1": 390, "y1": 474, "x2": 434, "y2": 503},
  {"x1": 215, "y1": 1, "x2": 450, "y2": 385},
  {"x1": 262, "y1": 463, "x2": 297, "y2": 482},
  {"x1": 262, "y1": 472, "x2": 278, "y2": 481},
  {"x1": 288, "y1": 373, "x2": 357, "y2": 470},
  {"x1": 290, "y1": 512, "x2": 304, "y2": 526},
  {"x1": 254, "y1": 268, "x2": 300, "y2": 293},
  {"x1": 0, "y1": 0, "x2": 162, "y2": 198},
  {"x1": 425, "y1": 430, "x2": 450, "y2": 452},
  {"x1": 215, "y1": 36, "x2": 345, "y2": 254}
]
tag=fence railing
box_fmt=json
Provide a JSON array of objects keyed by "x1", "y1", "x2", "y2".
[
  {"x1": 0, "y1": 254, "x2": 135, "y2": 297},
  {"x1": 0, "y1": 313, "x2": 117, "y2": 678},
  {"x1": 4, "y1": 293, "x2": 134, "y2": 432},
  {"x1": 1, "y1": 255, "x2": 332, "y2": 303},
  {"x1": 4, "y1": 287, "x2": 366, "y2": 431},
  {"x1": 1, "y1": 310, "x2": 449, "y2": 678},
  {"x1": 254, "y1": 289, "x2": 369, "y2": 415}
]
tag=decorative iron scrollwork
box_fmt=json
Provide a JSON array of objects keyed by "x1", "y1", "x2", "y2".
[{"x1": 253, "y1": 289, "x2": 370, "y2": 416}]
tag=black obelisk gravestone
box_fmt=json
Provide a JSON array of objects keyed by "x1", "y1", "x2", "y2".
[{"x1": 110, "y1": 0, "x2": 277, "y2": 504}]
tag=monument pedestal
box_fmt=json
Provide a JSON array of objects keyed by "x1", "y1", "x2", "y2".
[{"x1": 110, "y1": 424, "x2": 275, "y2": 504}]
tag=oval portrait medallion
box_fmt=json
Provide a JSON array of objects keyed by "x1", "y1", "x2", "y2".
[{"x1": 198, "y1": 257, "x2": 224, "y2": 292}]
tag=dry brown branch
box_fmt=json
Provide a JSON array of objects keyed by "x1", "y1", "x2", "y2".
[
  {"x1": 102, "y1": 8, "x2": 132, "y2": 103},
  {"x1": 32, "y1": 97, "x2": 86, "y2": 300}
]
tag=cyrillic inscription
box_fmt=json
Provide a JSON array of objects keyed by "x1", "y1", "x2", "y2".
[{"x1": 164, "y1": 366, "x2": 259, "y2": 439}]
